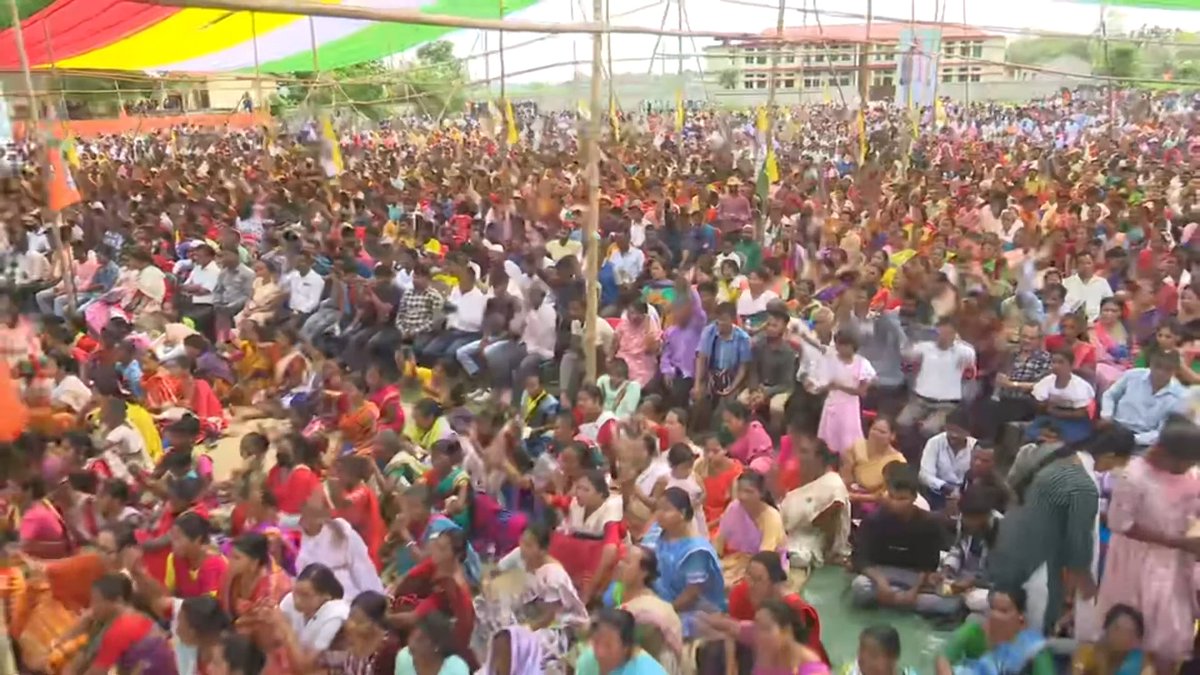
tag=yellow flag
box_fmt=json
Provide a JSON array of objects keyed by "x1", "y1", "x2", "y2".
[
  {"x1": 674, "y1": 90, "x2": 685, "y2": 130},
  {"x1": 578, "y1": 99, "x2": 590, "y2": 120},
  {"x1": 504, "y1": 99, "x2": 519, "y2": 145},
  {"x1": 857, "y1": 108, "x2": 867, "y2": 165},
  {"x1": 319, "y1": 113, "x2": 343, "y2": 178},
  {"x1": 934, "y1": 98, "x2": 947, "y2": 128},
  {"x1": 609, "y1": 97, "x2": 620, "y2": 138},
  {"x1": 765, "y1": 148, "x2": 779, "y2": 183},
  {"x1": 755, "y1": 105, "x2": 769, "y2": 133},
  {"x1": 63, "y1": 132, "x2": 80, "y2": 169}
]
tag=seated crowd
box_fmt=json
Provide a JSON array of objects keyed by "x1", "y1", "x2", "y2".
[{"x1": 2, "y1": 91, "x2": 1200, "y2": 675}]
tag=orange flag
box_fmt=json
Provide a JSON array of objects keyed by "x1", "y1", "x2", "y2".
[
  {"x1": 0, "y1": 359, "x2": 28, "y2": 443},
  {"x1": 47, "y1": 144, "x2": 81, "y2": 212}
]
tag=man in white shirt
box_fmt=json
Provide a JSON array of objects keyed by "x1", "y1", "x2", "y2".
[
  {"x1": 1062, "y1": 251, "x2": 1113, "y2": 323},
  {"x1": 421, "y1": 265, "x2": 487, "y2": 361},
  {"x1": 282, "y1": 251, "x2": 326, "y2": 320},
  {"x1": 560, "y1": 293, "x2": 613, "y2": 405},
  {"x1": 918, "y1": 409, "x2": 978, "y2": 508},
  {"x1": 178, "y1": 244, "x2": 221, "y2": 338},
  {"x1": 607, "y1": 231, "x2": 645, "y2": 286},
  {"x1": 898, "y1": 317, "x2": 977, "y2": 438},
  {"x1": 511, "y1": 285, "x2": 558, "y2": 390}
]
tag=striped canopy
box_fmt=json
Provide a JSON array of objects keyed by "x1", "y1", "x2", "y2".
[
  {"x1": 1069, "y1": 0, "x2": 1200, "y2": 8},
  {"x1": 0, "y1": 0, "x2": 540, "y2": 73}
]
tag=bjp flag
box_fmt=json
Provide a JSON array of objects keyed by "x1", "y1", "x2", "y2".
[{"x1": 47, "y1": 144, "x2": 81, "y2": 212}]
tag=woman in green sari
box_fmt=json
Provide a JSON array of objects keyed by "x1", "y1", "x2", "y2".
[{"x1": 422, "y1": 438, "x2": 472, "y2": 531}]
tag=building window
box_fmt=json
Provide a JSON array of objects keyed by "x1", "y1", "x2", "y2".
[
  {"x1": 783, "y1": 78, "x2": 795, "y2": 88},
  {"x1": 803, "y1": 77, "x2": 821, "y2": 88},
  {"x1": 970, "y1": 73, "x2": 981, "y2": 82},
  {"x1": 942, "y1": 73, "x2": 954, "y2": 83},
  {"x1": 814, "y1": 53, "x2": 824, "y2": 62},
  {"x1": 971, "y1": 42, "x2": 983, "y2": 58},
  {"x1": 784, "y1": 55, "x2": 795, "y2": 64},
  {"x1": 838, "y1": 75, "x2": 852, "y2": 86},
  {"x1": 883, "y1": 75, "x2": 894, "y2": 86}
]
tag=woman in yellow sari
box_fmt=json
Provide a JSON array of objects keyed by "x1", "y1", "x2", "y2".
[
  {"x1": 233, "y1": 260, "x2": 286, "y2": 328},
  {"x1": 224, "y1": 320, "x2": 278, "y2": 406},
  {"x1": 713, "y1": 471, "x2": 786, "y2": 588}
]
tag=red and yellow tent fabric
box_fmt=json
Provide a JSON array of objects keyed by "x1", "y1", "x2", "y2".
[{"x1": 0, "y1": 0, "x2": 541, "y2": 73}]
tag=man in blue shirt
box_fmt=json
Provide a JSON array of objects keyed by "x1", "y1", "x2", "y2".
[
  {"x1": 1100, "y1": 351, "x2": 1187, "y2": 448},
  {"x1": 694, "y1": 302, "x2": 753, "y2": 425}
]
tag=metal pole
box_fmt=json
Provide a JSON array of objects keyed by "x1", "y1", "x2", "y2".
[
  {"x1": 961, "y1": 0, "x2": 969, "y2": 107},
  {"x1": 677, "y1": 0, "x2": 684, "y2": 94},
  {"x1": 308, "y1": 16, "x2": 320, "y2": 72},
  {"x1": 583, "y1": 0, "x2": 604, "y2": 383}
]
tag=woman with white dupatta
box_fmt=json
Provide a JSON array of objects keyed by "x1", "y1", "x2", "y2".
[
  {"x1": 779, "y1": 436, "x2": 851, "y2": 584},
  {"x1": 547, "y1": 469, "x2": 628, "y2": 604},
  {"x1": 295, "y1": 494, "x2": 385, "y2": 601}
]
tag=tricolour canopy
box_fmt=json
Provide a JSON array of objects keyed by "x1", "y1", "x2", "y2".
[
  {"x1": 0, "y1": 0, "x2": 540, "y2": 73},
  {"x1": 1068, "y1": 0, "x2": 1200, "y2": 9}
]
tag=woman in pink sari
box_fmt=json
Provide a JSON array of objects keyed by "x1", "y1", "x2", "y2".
[
  {"x1": 84, "y1": 251, "x2": 166, "y2": 334},
  {"x1": 1090, "y1": 297, "x2": 1132, "y2": 393},
  {"x1": 723, "y1": 402, "x2": 775, "y2": 475},
  {"x1": 714, "y1": 472, "x2": 786, "y2": 587}
]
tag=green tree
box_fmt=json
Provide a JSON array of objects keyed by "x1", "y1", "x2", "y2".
[
  {"x1": 1006, "y1": 37, "x2": 1092, "y2": 66},
  {"x1": 717, "y1": 69, "x2": 739, "y2": 90},
  {"x1": 1094, "y1": 43, "x2": 1140, "y2": 78}
]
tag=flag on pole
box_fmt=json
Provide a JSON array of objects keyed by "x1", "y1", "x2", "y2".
[
  {"x1": 609, "y1": 98, "x2": 620, "y2": 139},
  {"x1": 755, "y1": 105, "x2": 769, "y2": 134},
  {"x1": 504, "y1": 99, "x2": 519, "y2": 145},
  {"x1": 48, "y1": 141, "x2": 81, "y2": 212},
  {"x1": 674, "y1": 89, "x2": 685, "y2": 130},
  {"x1": 577, "y1": 99, "x2": 590, "y2": 120},
  {"x1": 934, "y1": 98, "x2": 947, "y2": 128},
  {"x1": 857, "y1": 108, "x2": 867, "y2": 165},
  {"x1": 319, "y1": 113, "x2": 343, "y2": 178},
  {"x1": 63, "y1": 132, "x2": 80, "y2": 169}
]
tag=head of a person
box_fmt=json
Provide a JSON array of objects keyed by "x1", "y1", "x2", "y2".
[
  {"x1": 664, "y1": 409, "x2": 689, "y2": 443},
  {"x1": 715, "y1": 302, "x2": 737, "y2": 334},
  {"x1": 518, "y1": 520, "x2": 554, "y2": 569},
  {"x1": 207, "y1": 634, "x2": 266, "y2": 675},
  {"x1": 229, "y1": 532, "x2": 271, "y2": 579},
  {"x1": 959, "y1": 486, "x2": 997, "y2": 536},
  {"x1": 90, "y1": 573, "x2": 133, "y2": 623},
  {"x1": 345, "y1": 591, "x2": 389, "y2": 641},
  {"x1": 656, "y1": 486, "x2": 696, "y2": 535},
  {"x1": 969, "y1": 444, "x2": 997, "y2": 478},
  {"x1": 616, "y1": 545, "x2": 658, "y2": 592},
  {"x1": 866, "y1": 417, "x2": 893, "y2": 450},
  {"x1": 559, "y1": 441, "x2": 595, "y2": 478},
  {"x1": 834, "y1": 328, "x2": 859, "y2": 359},
  {"x1": 577, "y1": 384, "x2": 604, "y2": 417},
  {"x1": 607, "y1": 358, "x2": 630, "y2": 386},
  {"x1": 1098, "y1": 297, "x2": 1123, "y2": 327},
  {"x1": 746, "y1": 550, "x2": 788, "y2": 608},
  {"x1": 292, "y1": 563, "x2": 345, "y2": 620},
  {"x1": 170, "y1": 510, "x2": 211, "y2": 560},
  {"x1": 1150, "y1": 415, "x2": 1200, "y2": 475},
  {"x1": 754, "y1": 597, "x2": 808, "y2": 655},
  {"x1": 944, "y1": 409, "x2": 971, "y2": 450},
  {"x1": 401, "y1": 484, "x2": 434, "y2": 526},
  {"x1": 413, "y1": 397, "x2": 442, "y2": 431},
  {"x1": 985, "y1": 588, "x2": 1029, "y2": 642},
  {"x1": 736, "y1": 471, "x2": 772, "y2": 513},
  {"x1": 856, "y1": 625, "x2": 902, "y2": 675},
  {"x1": 882, "y1": 462, "x2": 920, "y2": 519},
  {"x1": 409, "y1": 611, "x2": 458, "y2": 664},
  {"x1": 721, "y1": 400, "x2": 752, "y2": 438},
  {"x1": 574, "y1": 468, "x2": 610, "y2": 509},
  {"x1": 1100, "y1": 604, "x2": 1146, "y2": 657},
  {"x1": 175, "y1": 596, "x2": 231, "y2": 648},
  {"x1": 94, "y1": 523, "x2": 137, "y2": 573},
  {"x1": 589, "y1": 609, "x2": 639, "y2": 672},
  {"x1": 429, "y1": 438, "x2": 461, "y2": 476},
  {"x1": 666, "y1": 442, "x2": 696, "y2": 477},
  {"x1": 1149, "y1": 350, "x2": 1180, "y2": 389},
  {"x1": 429, "y1": 529, "x2": 467, "y2": 570},
  {"x1": 96, "y1": 478, "x2": 131, "y2": 519},
  {"x1": 935, "y1": 316, "x2": 957, "y2": 345},
  {"x1": 298, "y1": 493, "x2": 333, "y2": 537}
]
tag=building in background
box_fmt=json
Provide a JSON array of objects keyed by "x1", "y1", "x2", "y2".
[{"x1": 704, "y1": 22, "x2": 1009, "y2": 105}]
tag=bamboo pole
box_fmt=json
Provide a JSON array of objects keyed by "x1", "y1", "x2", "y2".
[
  {"x1": 583, "y1": 0, "x2": 604, "y2": 383},
  {"x1": 498, "y1": 0, "x2": 507, "y2": 103},
  {"x1": 859, "y1": 0, "x2": 871, "y2": 107},
  {"x1": 759, "y1": 0, "x2": 784, "y2": 243},
  {"x1": 131, "y1": 0, "x2": 774, "y2": 40},
  {"x1": 9, "y1": 0, "x2": 76, "y2": 315},
  {"x1": 605, "y1": 0, "x2": 614, "y2": 118}
]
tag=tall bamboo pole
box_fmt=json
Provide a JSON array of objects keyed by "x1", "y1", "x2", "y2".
[
  {"x1": 583, "y1": 0, "x2": 604, "y2": 383},
  {"x1": 859, "y1": 0, "x2": 872, "y2": 107},
  {"x1": 251, "y1": 12, "x2": 265, "y2": 112},
  {"x1": 498, "y1": 0, "x2": 507, "y2": 103},
  {"x1": 605, "y1": 0, "x2": 614, "y2": 121},
  {"x1": 9, "y1": 0, "x2": 75, "y2": 314},
  {"x1": 758, "y1": 0, "x2": 784, "y2": 243}
]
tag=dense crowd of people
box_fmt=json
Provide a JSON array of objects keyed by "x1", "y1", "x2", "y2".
[{"x1": 0, "y1": 85, "x2": 1197, "y2": 675}]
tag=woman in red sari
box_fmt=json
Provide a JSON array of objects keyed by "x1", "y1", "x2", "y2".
[
  {"x1": 331, "y1": 455, "x2": 385, "y2": 571},
  {"x1": 220, "y1": 532, "x2": 294, "y2": 674},
  {"x1": 366, "y1": 363, "x2": 405, "y2": 435},
  {"x1": 145, "y1": 358, "x2": 230, "y2": 439},
  {"x1": 388, "y1": 529, "x2": 476, "y2": 669}
]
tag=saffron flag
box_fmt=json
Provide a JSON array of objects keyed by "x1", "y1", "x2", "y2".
[
  {"x1": 47, "y1": 143, "x2": 81, "y2": 212},
  {"x1": 319, "y1": 113, "x2": 343, "y2": 178}
]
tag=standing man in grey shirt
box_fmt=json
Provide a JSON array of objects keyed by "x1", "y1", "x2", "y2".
[
  {"x1": 843, "y1": 286, "x2": 908, "y2": 418},
  {"x1": 213, "y1": 246, "x2": 256, "y2": 338},
  {"x1": 740, "y1": 306, "x2": 799, "y2": 432}
]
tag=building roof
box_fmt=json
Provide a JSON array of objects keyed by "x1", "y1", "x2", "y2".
[{"x1": 752, "y1": 21, "x2": 993, "y2": 43}]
